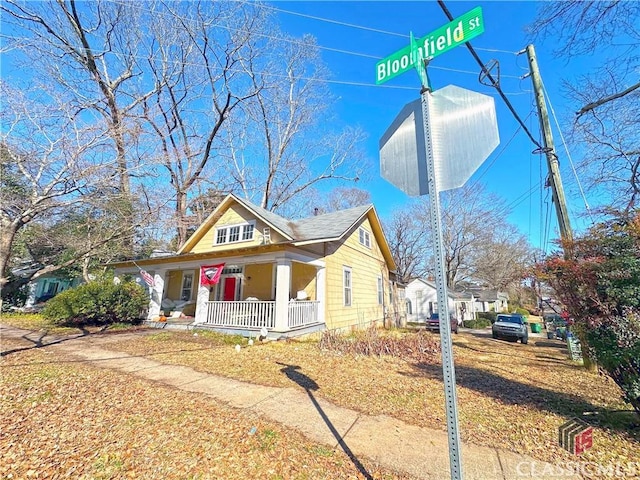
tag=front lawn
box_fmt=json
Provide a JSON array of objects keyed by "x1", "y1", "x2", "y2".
[
  {"x1": 102, "y1": 327, "x2": 639, "y2": 468},
  {"x1": 0, "y1": 334, "x2": 408, "y2": 479},
  {"x1": 2, "y1": 315, "x2": 638, "y2": 473}
]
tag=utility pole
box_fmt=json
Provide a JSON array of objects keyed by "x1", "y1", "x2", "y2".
[{"x1": 525, "y1": 44, "x2": 573, "y2": 247}]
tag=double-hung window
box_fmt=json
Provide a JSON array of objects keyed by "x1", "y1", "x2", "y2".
[
  {"x1": 242, "y1": 223, "x2": 254, "y2": 241},
  {"x1": 377, "y1": 276, "x2": 383, "y2": 305},
  {"x1": 358, "y1": 227, "x2": 371, "y2": 248},
  {"x1": 228, "y1": 226, "x2": 240, "y2": 243},
  {"x1": 181, "y1": 273, "x2": 193, "y2": 301},
  {"x1": 343, "y1": 267, "x2": 352, "y2": 306}
]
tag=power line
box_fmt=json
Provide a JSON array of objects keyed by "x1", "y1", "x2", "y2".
[
  {"x1": 100, "y1": 0, "x2": 524, "y2": 80},
  {"x1": 261, "y1": 2, "x2": 519, "y2": 55},
  {"x1": 541, "y1": 78, "x2": 595, "y2": 224},
  {"x1": 437, "y1": 0, "x2": 543, "y2": 151}
]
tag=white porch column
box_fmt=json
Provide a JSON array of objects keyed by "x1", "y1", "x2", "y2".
[
  {"x1": 316, "y1": 266, "x2": 326, "y2": 325},
  {"x1": 195, "y1": 279, "x2": 210, "y2": 324},
  {"x1": 274, "y1": 259, "x2": 291, "y2": 332},
  {"x1": 147, "y1": 269, "x2": 167, "y2": 320}
]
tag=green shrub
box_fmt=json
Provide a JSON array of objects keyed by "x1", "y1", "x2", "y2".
[
  {"x1": 463, "y1": 319, "x2": 492, "y2": 329},
  {"x1": 476, "y1": 311, "x2": 497, "y2": 323},
  {"x1": 42, "y1": 279, "x2": 147, "y2": 326},
  {"x1": 514, "y1": 307, "x2": 530, "y2": 317}
]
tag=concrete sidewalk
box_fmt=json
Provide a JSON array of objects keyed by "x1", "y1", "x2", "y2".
[{"x1": 1, "y1": 324, "x2": 575, "y2": 479}]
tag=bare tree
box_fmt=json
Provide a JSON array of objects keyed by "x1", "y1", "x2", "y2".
[
  {"x1": 140, "y1": 2, "x2": 269, "y2": 247},
  {"x1": 225, "y1": 33, "x2": 367, "y2": 215},
  {"x1": 530, "y1": 1, "x2": 640, "y2": 210},
  {"x1": 1, "y1": 1, "x2": 159, "y2": 198},
  {"x1": 0, "y1": 83, "x2": 142, "y2": 302},
  {"x1": 384, "y1": 206, "x2": 427, "y2": 284},
  {"x1": 388, "y1": 185, "x2": 533, "y2": 290}
]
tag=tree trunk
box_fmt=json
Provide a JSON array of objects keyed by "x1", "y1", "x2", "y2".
[
  {"x1": 176, "y1": 191, "x2": 189, "y2": 249},
  {"x1": 0, "y1": 220, "x2": 20, "y2": 290}
]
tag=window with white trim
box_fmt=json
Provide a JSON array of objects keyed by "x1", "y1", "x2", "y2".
[
  {"x1": 358, "y1": 227, "x2": 371, "y2": 248},
  {"x1": 343, "y1": 267, "x2": 352, "y2": 306},
  {"x1": 181, "y1": 273, "x2": 193, "y2": 301},
  {"x1": 215, "y1": 222, "x2": 255, "y2": 245},
  {"x1": 377, "y1": 276, "x2": 383, "y2": 305},
  {"x1": 242, "y1": 223, "x2": 254, "y2": 240}
]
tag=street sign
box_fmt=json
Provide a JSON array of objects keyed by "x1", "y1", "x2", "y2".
[
  {"x1": 376, "y1": 6, "x2": 484, "y2": 85},
  {"x1": 377, "y1": 10, "x2": 489, "y2": 480},
  {"x1": 379, "y1": 86, "x2": 499, "y2": 196}
]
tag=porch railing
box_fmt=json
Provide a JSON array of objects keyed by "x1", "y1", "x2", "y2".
[
  {"x1": 202, "y1": 300, "x2": 321, "y2": 330},
  {"x1": 288, "y1": 300, "x2": 320, "y2": 328},
  {"x1": 204, "y1": 301, "x2": 275, "y2": 329}
]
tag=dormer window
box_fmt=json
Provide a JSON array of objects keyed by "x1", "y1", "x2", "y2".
[
  {"x1": 359, "y1": 227, "x2": 371, "y2": 248},
  {"x1": 215, "y1": 221, "x2": 255, "y2": 245}
]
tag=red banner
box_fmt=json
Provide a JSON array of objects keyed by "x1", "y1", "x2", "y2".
[{"x1": 200, "y1": 264, "x2": 225, "y2": 286}]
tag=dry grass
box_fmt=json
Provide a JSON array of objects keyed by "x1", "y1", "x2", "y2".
[
  {"x1": 98, "y1": 327, "x2": 640, "y2": 468},
  {"x1": 0, "y1": 336, "x2": 409, "y2": 480}
]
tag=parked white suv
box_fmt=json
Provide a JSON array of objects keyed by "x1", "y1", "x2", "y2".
[{"x1": 492, "y1": 314, "x2": 528, "y2": 344}]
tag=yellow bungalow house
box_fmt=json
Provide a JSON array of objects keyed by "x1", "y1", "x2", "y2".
[{"x1": 112, "y1": 193, "x2": 403, "y2": 338}]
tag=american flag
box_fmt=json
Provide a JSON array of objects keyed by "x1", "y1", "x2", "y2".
[{"x1": 140, "y1": 269, "x2": 155, "y2": 287}]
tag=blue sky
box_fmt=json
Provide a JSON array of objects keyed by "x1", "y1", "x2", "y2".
[{"x1": 271, "y1": 1, "x2": 593, "y2": 251}]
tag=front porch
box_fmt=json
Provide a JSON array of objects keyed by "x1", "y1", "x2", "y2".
[
  {"x1": 200, "y1": 299, "x2": 322, "y2": 332},
  {"x1": 146, "y1": 300, "x2": 324, "y2": 338},
  {"x1": 135, "y1": 252, "x2": 327, "y2": 338}
]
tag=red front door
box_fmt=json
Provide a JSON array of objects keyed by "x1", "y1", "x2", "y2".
[{"x1": 223, "y1": 277, "x2": 236, "y2": 301}]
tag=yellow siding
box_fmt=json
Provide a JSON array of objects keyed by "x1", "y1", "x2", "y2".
[
  {"x1": 165, "y1": 270, "x2": 182, "y2": 301},
  {"x1": 189, "y1": 204, "x2": 288, "y2": 254},
  {"x1": 244, "y1": 264, "x2": 273, "y2": 300},
  {"x1": 292, "y1": 262, "x2": 316, "y2": 300},
  {"x1": 164, "y1": 269, "x2": 198, "y2": 301},
  {"x1": 324, "y1": 219, "x2": 389, "y2": 331}
]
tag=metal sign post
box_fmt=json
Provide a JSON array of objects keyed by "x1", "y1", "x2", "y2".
[
  {"x1": 421, "y1": 87, "x2": 463, "y2": 480},
  {"x1": 376, "y1": 8, "x2": 498, "y2": 480}
]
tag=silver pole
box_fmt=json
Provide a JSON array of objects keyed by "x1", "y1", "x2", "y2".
[{"x1": 420, "y1": 87, "x2": 463, "y2": 480}]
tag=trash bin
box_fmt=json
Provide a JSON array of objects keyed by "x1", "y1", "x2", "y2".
[{"x1": 530, "y1": 323, "x2": 541, "y2": 333}]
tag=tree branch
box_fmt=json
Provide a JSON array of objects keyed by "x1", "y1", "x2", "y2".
[{"x1": 576, "y1": 81, "x2": 640, "y2": 117}]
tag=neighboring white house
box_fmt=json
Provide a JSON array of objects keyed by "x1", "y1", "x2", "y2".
[
  {"x1": 405, "y1": 279, "x2": 475, "y2": 323},
  {"x1": 467, "y1": 287, "x2": 509, "y2": 314}
]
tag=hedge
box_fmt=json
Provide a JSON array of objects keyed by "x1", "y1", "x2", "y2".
[
  {"x1": 463, "y1": 318, "x2": 492, "y2": 329},
  {"x1": 42, "y1": 279, "x2": 148, "y2": 326},
  {"x1": 476, "y1": 311, "x2": 497, "y2": 323}
]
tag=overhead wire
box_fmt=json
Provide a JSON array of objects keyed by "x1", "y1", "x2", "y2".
[
  {"x1": 260, "y1": 2, "x2": 519, "y2": 55},
  {"x1": 54, "y1": 0, "x2": 549, "y2": 236},
  {"x1": 437, "y1": 0, "x2": 543, "y2": 151},
  {"x1": 99, "y1": 0, "x2": 524, "y2": 82},
  {"x1": 540, "y1": 78, "x2": 595, "y2": 224},
  {"x1": 435, "y1": 122, "x2": 526, "y2": 215},
  {"x1": 254, "y1": 0, "x2": 550, "y2": 245}
]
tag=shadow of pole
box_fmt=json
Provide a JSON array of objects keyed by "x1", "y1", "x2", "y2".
[{"x1": 277, "y1": 362, "x2": 372, "y2": 480}]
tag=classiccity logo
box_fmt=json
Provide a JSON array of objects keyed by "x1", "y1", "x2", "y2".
[{"x1": 559, "y1": 418, "x2": 593, "y2": 455}]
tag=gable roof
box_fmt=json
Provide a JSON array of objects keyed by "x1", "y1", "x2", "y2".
[
  {"x1": 178, "y1": 193, "x2": 396, "y2": 269},
  {"x1": 290, "y1": 204, "x2": 371, "y2": 242}
]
